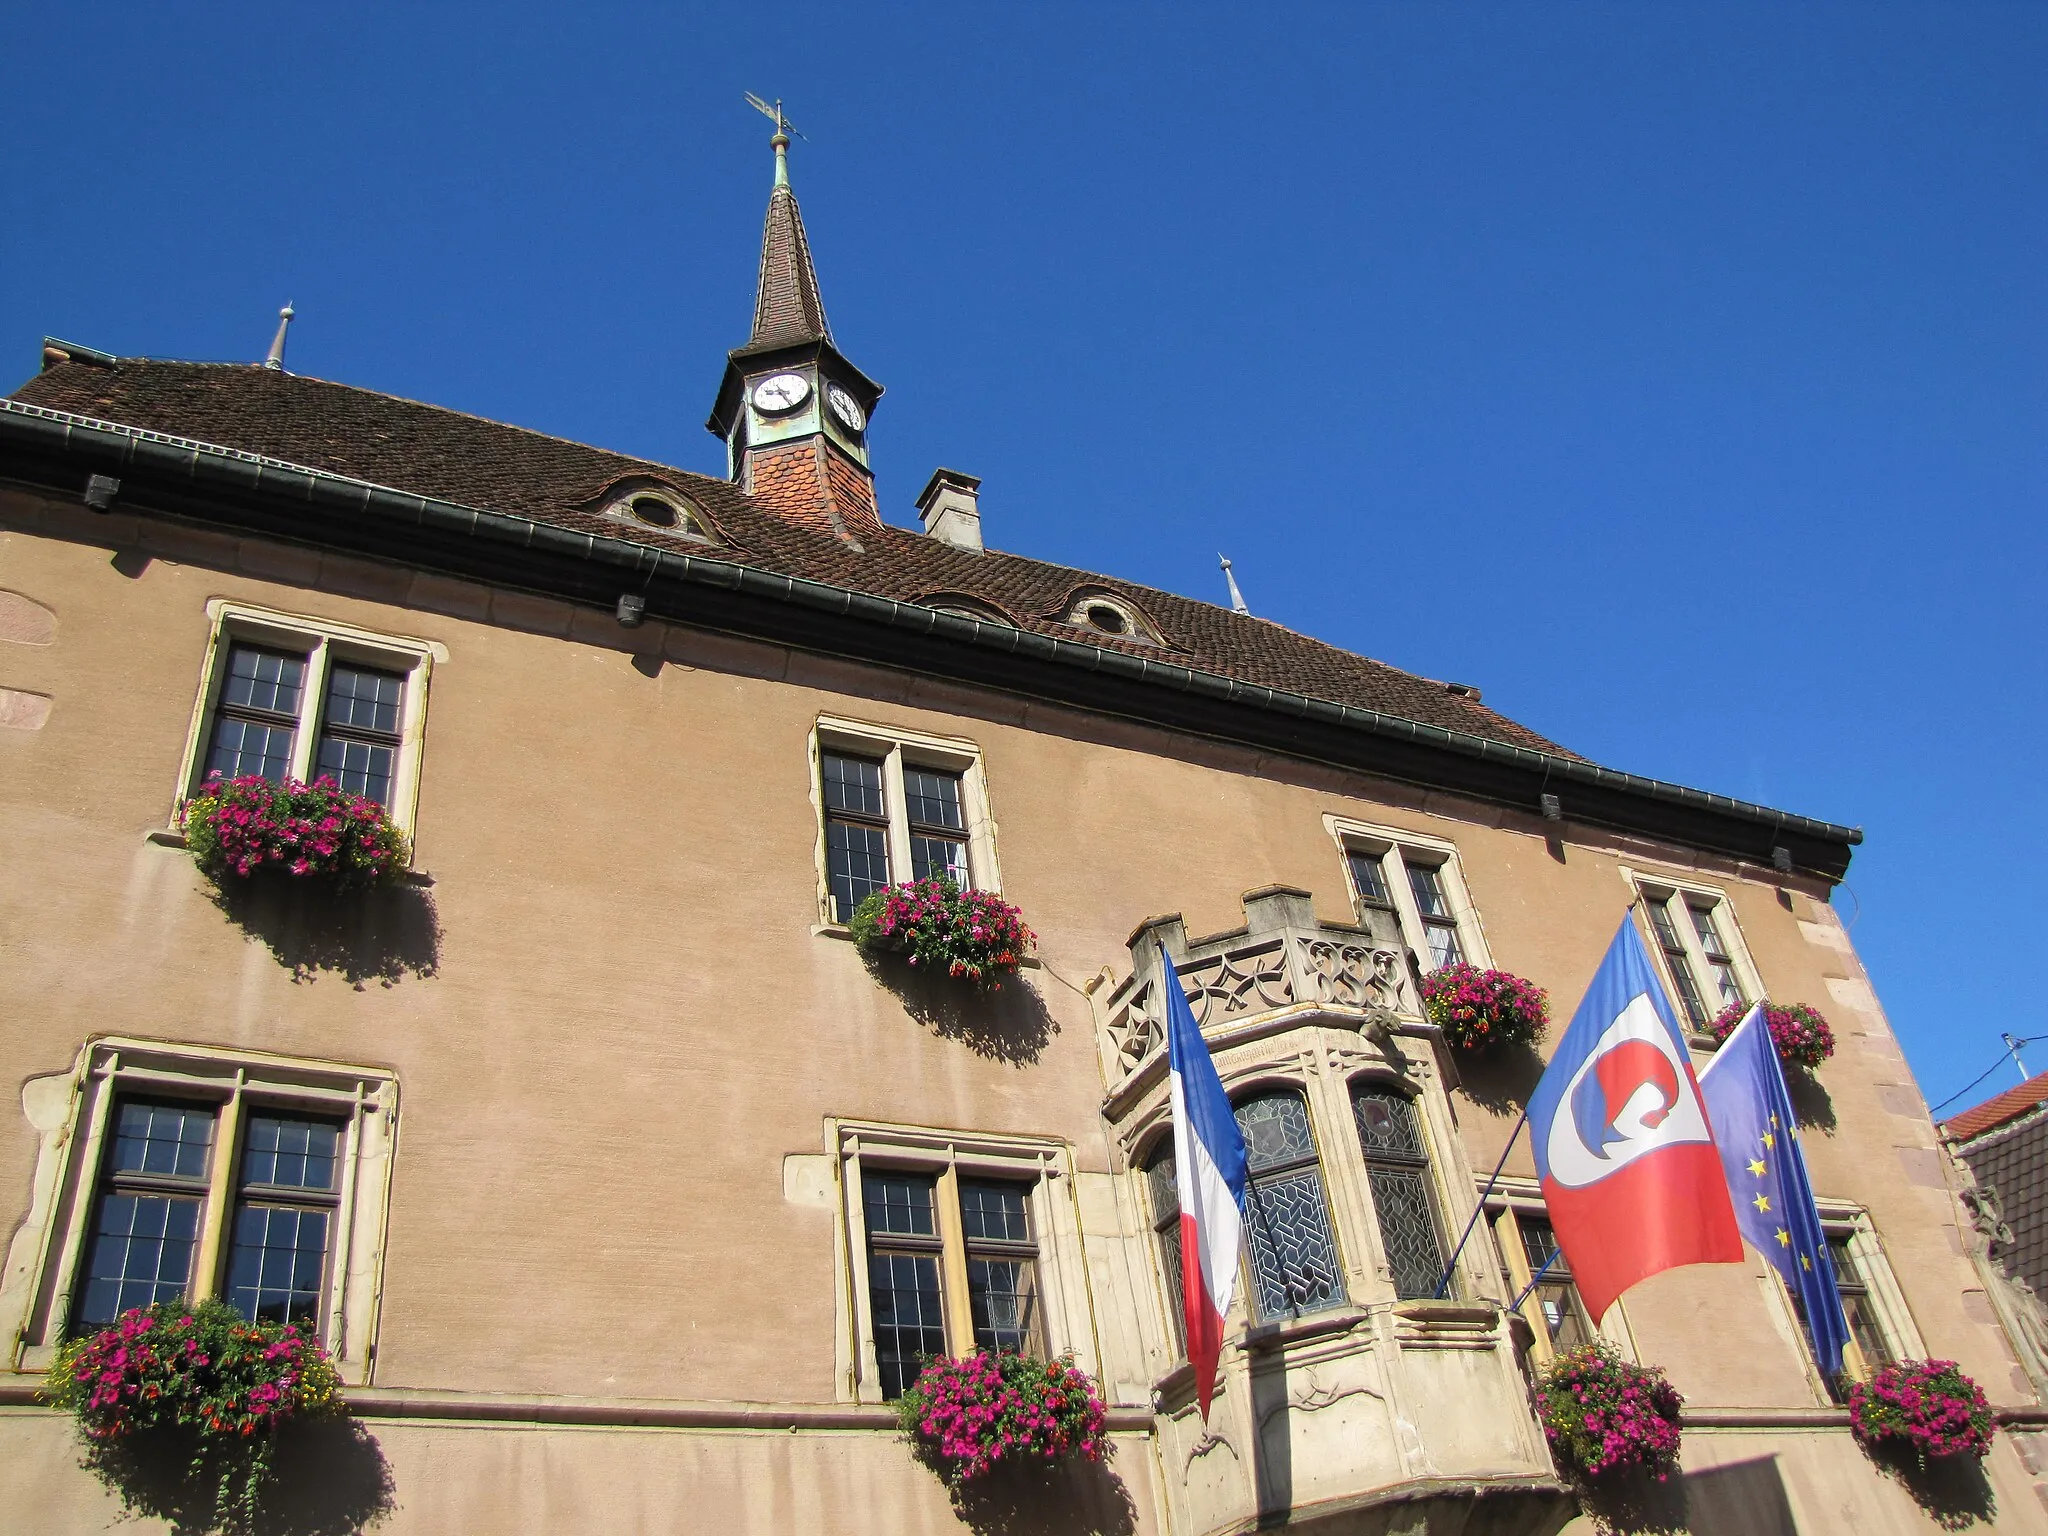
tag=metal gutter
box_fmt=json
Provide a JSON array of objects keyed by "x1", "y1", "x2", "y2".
[{"x1": 0, "y1": 400, "x2": 1862, "y2": 877}]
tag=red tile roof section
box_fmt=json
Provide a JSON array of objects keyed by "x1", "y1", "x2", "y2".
[
  {"x1": 1945, "y1": 1073, "x2": 2048, "y2": 1143},
  {"x1": 9, "y1": 358, "x2": 1577, "y2": 757}
]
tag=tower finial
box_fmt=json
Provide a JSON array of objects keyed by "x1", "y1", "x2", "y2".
[
  {"x1": 744, "y1": 93, "x2": 805, "y2": 189},
  {"x1": 1220, "y1": 554, "x2": 1251, "y2": 616},
  {"x1": 263, "y1": 302, "x2": 295, "y2": 372}
]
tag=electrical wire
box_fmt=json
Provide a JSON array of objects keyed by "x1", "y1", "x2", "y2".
[{"x1": 1929, "y1": 1036, "x2": 2048, "y2": 1118}]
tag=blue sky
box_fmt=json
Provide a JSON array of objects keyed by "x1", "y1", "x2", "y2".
[{"x1": 6, "y1": 5, "x2": 2043, "y2": 1115}]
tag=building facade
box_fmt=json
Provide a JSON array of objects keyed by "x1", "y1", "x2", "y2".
[{"x1": 2, "y1": 135, "x2": 2045, "y2": 1534}]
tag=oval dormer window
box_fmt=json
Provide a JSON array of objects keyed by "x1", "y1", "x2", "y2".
[
  {"x1": 629, "y1": 495, "x2": 678, "y2": 528},
  {"x1": 1083, "y1": 603, "x2": 1128, "y2": 635},
  {"x1": 1063, "y1": 591, "x2": 1158, "y2": 644}
]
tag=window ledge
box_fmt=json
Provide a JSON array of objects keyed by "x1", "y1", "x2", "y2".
[
  {"x1": 1242, "y1": 1303, "x2": 1369, "y2": 1352},
  {"x1": 811, "y1": 922, "x2": 1041, "y2": 967},
  {"x1": 143, "y1": 828, "x2": 433, "y2": 886}
]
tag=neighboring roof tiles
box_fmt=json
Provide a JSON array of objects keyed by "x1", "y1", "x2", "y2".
[
  {"x1": 10, "y1": 356, "x2": 1579, "y2": 755},
  {"x1": 1946, "y1": 1073, "x2": 2048, "y2": 1143}
]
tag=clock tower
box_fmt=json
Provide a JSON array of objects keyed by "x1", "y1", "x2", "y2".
[{"x1": 706, "y1": 116, "x2": 884, "y2": 545}]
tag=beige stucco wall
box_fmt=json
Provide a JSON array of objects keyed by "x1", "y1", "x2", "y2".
[{"x1": 2, "y1": 486, "x2": 2040, "y2": 1531}]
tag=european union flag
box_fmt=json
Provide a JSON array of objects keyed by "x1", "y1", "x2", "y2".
[{"x1": 1699, "y1": 1005, "x2": 1851, "y2": 1379}]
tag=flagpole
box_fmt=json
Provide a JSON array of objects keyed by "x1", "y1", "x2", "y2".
[
  {"x1": 1433, "y1": 1107, "x2": 1528, "y2": 1299},
  {"x1": 1508, "y1": 1247, "x2": 1562, "y2": 1314}
]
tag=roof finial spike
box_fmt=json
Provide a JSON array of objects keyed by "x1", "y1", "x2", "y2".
[
  {"x1": 263, "y1": 302, "x2": 295, "y2": 372},
  {"x1": 745, "y1": 93, "x2": 805, "y2": 190},
  {"x1": 1220, "y1": 554, "x2": 1251, "y2": 616}
]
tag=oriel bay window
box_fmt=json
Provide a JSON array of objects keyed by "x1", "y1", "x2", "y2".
[
  {"x1": 1236, "y1": 1090, "x2": 1345, "y2": 1319},
  {"x1": 1350, "y1": 1085, "x2": 1452, "y2": 1300},
  {"x1": 182, "y1": 603, "x2": 432, "y2": 826},
  {"x1": 813, "y1": 718, "x2": 1000, "y2": 925},
  {"x1": 10, "y1": 1039, "x2": 398, "y2": 1383}
]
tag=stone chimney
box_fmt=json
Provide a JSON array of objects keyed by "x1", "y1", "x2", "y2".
[{"x1": 917, "y1": 469, "x2": 983, "y2": 553}]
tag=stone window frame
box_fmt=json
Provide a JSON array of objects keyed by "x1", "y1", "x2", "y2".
[
  {"x1": 172, "y1": 600, "x2": 440, "y2": 838},
  {"x1": 827, "y1": 1120, "x2": 1090, "y2": 1405},
  {"x1": 1, "y1": 1036, "x2": 399, "y2": 1385},
  {"x1": 1761, "y1": 1202, "x2": 1924, "y2": 1402},
  {"x1": 1482, "y1": 1179, "x2": 1640, "y2": 1370},
  {"x1": 1621, "y1": 866, "x2": 1766, "y2": 1042},
  {"x1": 807, "y1": 715, "x2": 1001, "y2": 931},
  {"x1": 1059, "y1": 588, "x2": 1163, "y2": 647},
  {"x1": 1129, "y1": 1050, "x2": 1488, "y2": 1371},
  {"x1": 1326, "y1": 815, "x2": 1495, "y2": 981}
]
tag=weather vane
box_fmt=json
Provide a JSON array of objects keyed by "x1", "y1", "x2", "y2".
[{"x1": 744, "y1": 93, "x2": 807, "y2": 143}]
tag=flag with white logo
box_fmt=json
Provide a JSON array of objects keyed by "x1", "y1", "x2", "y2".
[{"x1": 1529, "y1": 917, "x2": 1743, "y2": 1320}]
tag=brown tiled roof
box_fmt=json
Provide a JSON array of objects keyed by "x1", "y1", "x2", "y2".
[
  {"x1": 1946, "y1": 1073, "x2": 2048, "y2": 1142},
  {"x1": 751, "y1": 183, "x2": 830, "y2": 349},
  {"x1": 9, "y1": 356, "x2": 1575, "y2": 756}
]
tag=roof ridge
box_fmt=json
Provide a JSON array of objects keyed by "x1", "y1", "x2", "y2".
[{"x1": 102, "y1": 358, "x2": 732, "y2": 488}]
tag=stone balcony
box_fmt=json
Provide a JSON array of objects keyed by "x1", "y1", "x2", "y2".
[{"x1": 1090, "y1": 887, "x2": 1571, "y2": 1536}]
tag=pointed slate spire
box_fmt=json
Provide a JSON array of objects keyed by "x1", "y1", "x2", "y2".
[
  {"x1": 1220, "y1": 554, "x2": 1251, "y2": 616},
  {"x1": 749, "y1": 131, "x2": 831, "y2": 350}
]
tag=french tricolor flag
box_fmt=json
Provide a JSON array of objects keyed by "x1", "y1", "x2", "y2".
[{"x1": 1164, "y1": 961, "x2": 1249, "y2": 1420}]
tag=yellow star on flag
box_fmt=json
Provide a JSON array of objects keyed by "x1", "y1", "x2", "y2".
[
  {"x1": 1775, "y1": 1228, "x2": 1791, "y2": 1248},
  {"x1": 1800, "y1": 1255, "x2": 1812, "y2": 1271},
  {"x1": 1761, "y1": 1131, "x2": 1775, "y2": 1150},
  {"x1": 1753, "y1": 1194, "x2": 1771, "y2": 1213},
  {"x1": 1747, "y1": 1158, "x2": 1767, "y2": 1177}
]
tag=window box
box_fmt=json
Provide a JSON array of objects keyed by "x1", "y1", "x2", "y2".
[
  {"x1": 1707, "y1": 999, "x2": 1835, "y2": 1071},
  {"x1": 1848, "y1": 1359, "x2": 1995, "y2": 1463},
  {"x1": 1537, "y1": 1342, "x2": 1684, "y2": 1483},
  {"x1": 850, "y1": 878, "x2": 1033, "y2": 989},
  {"x1": 1418, "y1": 963, "x2": 1550, "y2": 1054},
  {"x1": 896, "y1": 1351, "x2": 1108, "y2": 1484},
  {"x1": 181, "y1": 775, "x2": 411, "y2": 889},
  {"x1": 43, "y1": 1298, "x2": 346, "y2": 1529}
]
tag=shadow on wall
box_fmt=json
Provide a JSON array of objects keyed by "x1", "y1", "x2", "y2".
[
  {"x1": 211, "y1": 878, "x2": 442, "y2": 989},
  {"x1": 861, "y1": 954, "x2": 1057, "y2": 1067},
  {"x1": 1863, "y1": 1441, "x2": 1999, "y2": 1532},
  {"x1": 1785, "y1": 1072, "x2": 1838, "y2": 1138},
  {"x1": 938, "y1": 1453, "x2": 1138, "y2": 1536},
  {"x1": 72, "y1": 1415, "x2": 395, "y2": 1536},
  {"x1": 1682, "y1": 1455, "x2": 1795, "y2": 1535},
  {"x1": 1453, "y1": 1037, "x2": 1547, "y2": 1118}
]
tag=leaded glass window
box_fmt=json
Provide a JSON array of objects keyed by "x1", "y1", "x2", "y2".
[
  {"x1": 1407, "y1": 864, "x2": 1466, "y2": 969},
  {"x1": 316, "y1": 664, "x2": 405, "y2": 806},
  {"x1": 77, "y1": 1100, "x2": 216, "y2": 1326},
  {"x1": 961, "y1": 1179, "x2": 1040, "y2": 1355},
  {"x1": 226, "y1": 1114, "x2": 341, "y2": 1327},
  {"x1": 863, "y1": 1173, "x2": 946, "y2": 1398},
  {"x1": 1352, "y1": 1086, "x2": 1452, "y2": 1300},
  {"x1": 1235, "y1": 1091, "x2": 1344, "y2": 1319},
  {"x1": 1146, "y1": 1147, "x2": 1187, "y2": 1350},
  {"x1": 906, "y1": 767, "x2": 969, "y2": 886},
  {"x1": 1791, "y1": 1233, "x2": 1891, "y2": 1377},
  {"x1": 1647, "y1": 895, "x2": 1710, "y2": 1028},
  {"x1": 206, "y1": 645, "x2": 306, "y2": 784},
  {"x1": 823, "y1": 753, "x2": 891, "y2": 920}
]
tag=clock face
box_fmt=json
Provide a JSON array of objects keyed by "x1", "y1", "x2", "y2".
[
  {"x1": 826, "y1": 383, "x2": 867, "y2": 434},
  {"x1": 750, "y1": 372, "x2": 811, "y2": 414}
]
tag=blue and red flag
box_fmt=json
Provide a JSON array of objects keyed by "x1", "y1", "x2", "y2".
[
  {"x1": 1164, "y1": 959, "x2": 1249, "y2": 1420},
  {"x1": 1529, "y1": 917, "x2": 1743, "y2": 1320}
]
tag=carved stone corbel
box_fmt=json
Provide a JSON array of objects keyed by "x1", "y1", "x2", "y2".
[{"x1": 1960, "y1": 1182, "x2": 2048, "y2": 1403}]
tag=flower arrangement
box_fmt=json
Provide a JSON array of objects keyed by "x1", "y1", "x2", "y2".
[
  {"x1": 896, "y1": 1351, "x2": 1108, "y2": 1483},
  {"x1": 1848, "y1": 1359, "x2": 1995, "y2": 1463},
  {"x1": 43, "y1": 1299, "x2": 344, "y2": 1527},
  {"x1": 850, "y1": 878, "x2": 1033, "y2": 988},
  {"x1": 1536, "y1": 1342, "x2": 1685, "y2": 1483},
  {"x1": 1418, "y1": 962, "x2": 1550, "y2": 1052},
  {"x1": 181, "y1": 774, "x2": 409, "y2": 890},
  {"x1": 1707, "y1": 998, "x2": 1835, "y2": 1071}
]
